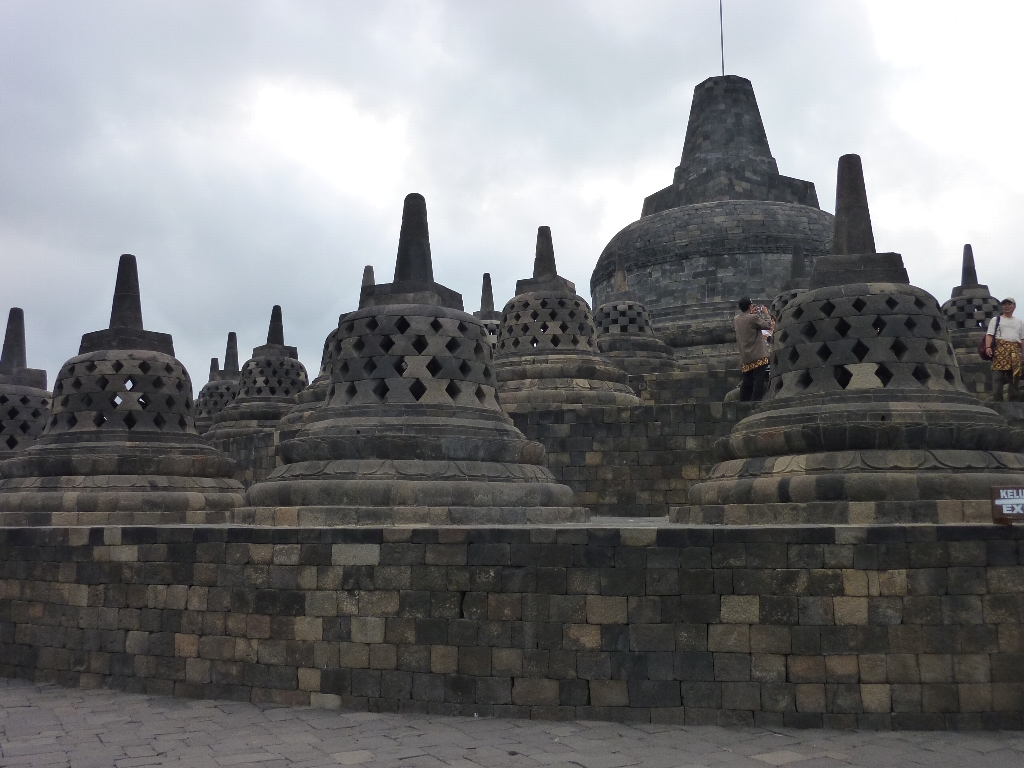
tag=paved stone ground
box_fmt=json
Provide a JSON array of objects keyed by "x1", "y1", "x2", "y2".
[{"x1": 2, "y1": 679, "x2": 1023, "y2": 768}]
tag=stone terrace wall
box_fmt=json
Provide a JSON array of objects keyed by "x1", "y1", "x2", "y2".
[
  {"x1": 510, "y1": 403, "x2": 752, "y2": 517},
  {"x1": 3, "y1": 523, "x2": 1024, "y2": 729}
]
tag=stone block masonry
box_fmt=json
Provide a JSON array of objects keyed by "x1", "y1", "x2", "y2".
[
  {"x1": 510, "y1": 402, "x2": 753, "y2": 517},
  {"x1": 2, "y1": 523, "x2": 1024, "y2": 729}
]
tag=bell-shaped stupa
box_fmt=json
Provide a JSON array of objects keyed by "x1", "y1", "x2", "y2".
[
  {"x1": 591, "y1": 75, "x2": 832, "y2": 373},
  {"x1": 473, "y1": 273, "x2": 503, "y2": 348},
  {"x1": 204, "y1": 305, "x2": 308, "y2": 486},
  {"x1": 940, "y1": 245, "x2": 1002, "y2": 400},
  {"x1": 593, "y1": 262, "x2": 675, "y2": 374},
  {"x1": 493, "y1": 227, "x2": 640, "y2": 411},
  {"x1": 675, "y1": 155, "x2": 1024, "y2": 525},
  {"x1": 244, "y1": 193, "x2": 582, "y2": 525},
  {"x1": 0, "y1": 255, "x2": 244, "y2": 524},
  {"x1": 0, "y1": 308, "x2": 51, "y2": 453},
  {"x1": 194, "y1": 332, "x2": 240, "y2": 434}
]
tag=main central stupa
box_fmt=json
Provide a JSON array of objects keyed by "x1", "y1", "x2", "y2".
[{"x1": 591, "y1": 76, "x2": 834, "y2": 365}]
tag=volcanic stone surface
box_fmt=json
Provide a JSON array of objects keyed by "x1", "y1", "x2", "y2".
[
  {"x1": 494, "y1": 227, "x2": 640, "y2": 412},
  {"x1": 593, "y1": 265, "x2": 675, "y2": 374},
  {"x1": 591, "y1": 75, "x2": 833, "y2": 354},
  {"x1": 0, "y1": 308, "x2": 51, "y2": 454},
  {"x1": 204, "y1": 305, "x2": 308, "y2": 486},
  {"x1": 676, "y1": 155, "x2": 1024, "y2": 525},
  {"x1": 194, "y1": 332, "x2": 240, "y2": 434},
  {"x1": 244, "y1": 194, "x2": 583, "y2": 525},
  {"x1": 0, "y1": 255, "x2": 244, "y2": 523}
]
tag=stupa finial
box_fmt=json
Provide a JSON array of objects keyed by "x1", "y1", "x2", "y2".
[
  {"x1": 209, "y1": 358, "x2": 219, "y2": 379},
  {"x1": 480, "y1": 273, "x2": 495, "y2": 313},
  {"x1": 961, "y1": 244, "x2": 979, "y2": 286},
  {"x1": 267, "y1": 305, "x2": 285, "y2": 346},
  {"x1": 832, "y1": 154, "x2": 875, "y2": 256},
  {"x1": 224, "y1": 332, "x2": 239, "y2": 374},
  {"x1": 393, "y1": 193, "x2": 433, "y2": 284},
  {"x1": 0, "y1": 308, "x2": 27, "y2": 373},
  {"x1": 534, "y1": 227, "x2": 557, "y2": 279},
  {"x1": 362, "y1": 265, "x2": 375, "y2": 287},
  {"x1": 109, "y1": 254, "x2": 145, "y2": 330}
]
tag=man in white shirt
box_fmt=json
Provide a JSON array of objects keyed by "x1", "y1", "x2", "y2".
[{"x1": 985, "y1": 298, "x2": 1024, "y2": 401}]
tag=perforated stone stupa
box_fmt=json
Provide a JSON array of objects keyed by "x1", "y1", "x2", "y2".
[
  {"x1": 204, "y1": 305, "x2": 308, "y2": 486},
  {"x1": 194, "y1": 332, "x2": 240, "y2": 434},
  {"x1": 493, "y1": 227, "x2": 639, "y2": 411},
  {"x1": 473, "y1": 273, "x2": 502, "y2": 348},
  {"x1": 591, "y1": 75, "x2": 832, "y2": 358},
  {"x1": 0, "y1": 308, "x2": 50, "y2": 453},
  {"x1": 0, "y1": 255, "x2": 244, "y2": 523},
  {"x1": 675, "y1": 155, "x2": 1024, "y2": 526},
  {"x1": 244, "y1": 193, "x2": 582, "y2": 525},
  {"x1": 593, "y1": 263, "x2": 675, "y2": 374}
]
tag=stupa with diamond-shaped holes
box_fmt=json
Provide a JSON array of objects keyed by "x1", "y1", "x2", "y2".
[
  {"x1": 204, "y1": 305, "x2": 308, "y2": 486},
  {"x1": 243, "y1": 193, "x2": 583, "y2": 525},
  {"x1": 493, "y1": 227, "x2": 639, "y2": 412},
  {"x1": 194, "y1": 332, "x2": 241, "y2": 434},
  {"x1": 674, "y1": 155, "x2": 1024, "y2": 525},
  {"x1": 0, "y1": 255, "x2": 244, "y2": 524},
  {"x1": 0, "y1": 308, "x2": 51, "y2": 454}
]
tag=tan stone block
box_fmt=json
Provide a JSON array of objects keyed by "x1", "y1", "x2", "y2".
[
  {"x1": 174, "y1": 633, "x2": 198, "y2": 658},
  {"x1": 358, "y1": 591, "x2": 399, "y2": 617},
  {"x1": 788, "y1": 656, "x2": 825, "y2": 683},
  {"x1": 431, "y1": 645, "x2": 459, "y2": 674},
  {"x1": 234, "y1": 639, "x2": 258, "y2": 663},
  {"x1": 512, "y1": 678, "x2": 559, "y2": 706},
  {"x1": 861, "y1": 684, "x2": 891, "y2": 713},
  {"x1": 249, "y1": 544, "x2": 273, "y2": 564},
  {"x1": 708, "y1": 624, "x2": 749, "y2": 653},
  {"x1": 369, "y1": 644, "x2": 397, "y2": 670},
  {"x1": 919, "y1": 654, "x2": 953, "y2": 683},
  {"x1": 247, "y1": 615, "x2": 271, "y2": 639},
  {"x1": 833, "y1": 596, "x2": 868, "y2": 625},
  {"x1": 988, "y1": 567, "x2": 1024, "y2": 593},
  {"x1": 310, "y1": 693, "x2": 341, "y2": 710},
  {"x1": 954, "y1": 654, "x2": 990, "y2": 683},
  {"x1": 564, "y1": 624, "x2": 601, "y2": 650},
  {"x1": 273, "y1": 544, "x2": 301, "y2": 565},
  {"x1": 590, "y1": 680, "x2": 629, "y2": 706},
  {"x1": 937, "y1": 500, "x2": 964, "y2": 524},
  {"x1": 859, "y1": 654, "x2": 887, "y2": 683},
  {"x1": 842, "y1": 570, "x2": 868, "y2": 596},
  {"x1": 338, "y1": 643, "x2": 370, "y2": 668},
  {"x1": 751, "y1": 654, "x2": 786, "y2": 683},
  {"x1": 351, "y1": 617, "x2": 385, "y2": 644},
  {"x1": 297, "y1": 565, "x2": 318, "y2": 591},
  {"x1": 297, "y1": 667, "x2": 320, "y2": 692},
  {"x1": 225, "y1": 613, "x2": 247, "y2": 638},
  {"x1": 848, "y1": 503, "x2": 876, "y2": 524},
  {"x1": 867, "y1": 571, "x2": 880, "y2": 597},
  {"x1": 620, "y1": 528, "x2": 657, "y2": 547},
  {"x1": 586, "y1": 596, "x2": 626, "y2": 624},
  {"x1": 492, "y1": 648, "x2": 523, "y2": 677},
  {"x1": 125, "y1": 631, "x2": 148, "y2": 655},
  {"x1": 185, "y1": 658, "x2": 211, "y2": 683},
  {"x1": 795, "y1": 683, "x2": 826, "y2": 713},
  {"x1": 958, "y1": 683, "x2": 992, "y2": 712},
  {"x1": 166, "y1": 585, "x2": 188, "y2": 610},
  {"x1": 332, "y1": 544, "x2": 380, "y2": 566},
  {"x1": 825, "y1": 655, "x2": 859, "y2": 683},
  {"x1": 198, "y1": 636, "x2": 234, "y2": 660},
  {"x1": 109, "y1": 545, "x2": 138, "y2": 562},
  {"x1": 750, "y1": 625, "x2": 790, "y2": 654},
  {"x1": 720, "y1": 595, "x2": 759, "y2": 624},
  {"x1": 878, "y1": 570, "x2": 908, "y2": 597},
  {"x1": 294, "y1": 617, "x2": 323, "y2": 642}
]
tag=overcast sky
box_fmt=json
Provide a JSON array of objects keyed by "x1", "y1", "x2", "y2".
[{"x1": 2, "y1": 1, "x2": 1022, "y2": 386}]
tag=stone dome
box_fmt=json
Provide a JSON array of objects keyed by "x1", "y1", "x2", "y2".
[
  {"x1": 194, "y1": 332, "x2": 240, "y2": 434},
  {"x1": 941, "y1": 244, "x2": 1000, "y2": 332}
]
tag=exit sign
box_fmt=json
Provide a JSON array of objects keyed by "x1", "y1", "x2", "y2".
[{"x1": 992, "y1": 487, "x2": 1024, "y2": 525}]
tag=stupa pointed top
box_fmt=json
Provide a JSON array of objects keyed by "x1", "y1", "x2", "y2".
[
  {"x1": 832, "y1": 154, "x2": 875, "y2": 256},
  {"x1": 680, "y1": 75, "x2": 773, "y2": 169},
  {"x1": 109, "y1": 254, "x2": 145, "y2": 330},
  {"x1": 223, "y1": 332, "x2": 239, "y2": 374},
  {"x1": 267, "y1": 305, "x2": 285, "y2": 346},
  {"x1": 359, "y1": 193, "x2": 463, "y2": 310},
  {"x1": 534, "y1": 227, "x2": 558, "y2": 279},
  {"x1": 394, "y1": 193, "x2": 433, "y2": 284},
  {"x1": 209, "y1": 357, "x2": 220, "y2": 380},
  {"x1": 79, "y1": 254, "x2": 174, "y2": 355},
  {"x1": 480, "y1": 273, "x2": 495, "y2": 313},
  {"x1": 362, "y1": 265, "x2": 375, "y2": 287},
  {"x1": 0, "y1": 308, "x2": 27, "y2": 374},
  {"x1": 961, "y1": 244, "x2": 979, "y2": 286},
  {"x1": 809, "y1": 154, "x2": 908, "y2": 288}
]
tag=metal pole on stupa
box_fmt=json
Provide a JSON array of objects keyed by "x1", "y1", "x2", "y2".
[{"x1": 243, "y1": 193, "x2": 582, "y2": 526}]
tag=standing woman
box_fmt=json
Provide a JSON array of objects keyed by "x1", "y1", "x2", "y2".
[{"x1": 985, "y1": 297, "x2": 1024, "y2": 401}]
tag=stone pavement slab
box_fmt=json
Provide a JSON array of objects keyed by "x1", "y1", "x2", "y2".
[{"x1": 2, "y1": 679, "x2": 1023, "y2": 768}]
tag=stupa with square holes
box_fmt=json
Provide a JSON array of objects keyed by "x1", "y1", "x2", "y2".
[
  {"x1": 0, "y1": 308, "x2": 51, "y2": 454},
  {"x1": 493, "y1": 227, "x2": 640, "y2": 412},
  {"x1": 593, "y1": 262, "x2": 675, "y2": 375},
  {"x1": 0, "y1": 255, "x2": 244, "y2": 524},
  {"x1": 204, "y1": 305, "x2": 308, "y2": 486},
  {"x1": 674, "y1": 155, "x2": 1024, "y2": 525},
  {"x1": 243, "y1": 193, "x2": 582, "y2": 525}
]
